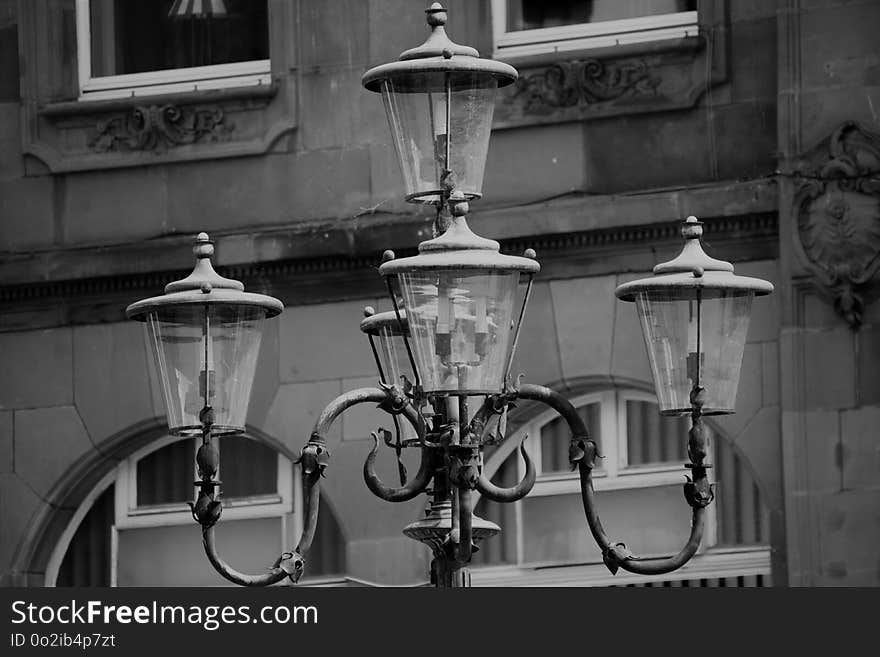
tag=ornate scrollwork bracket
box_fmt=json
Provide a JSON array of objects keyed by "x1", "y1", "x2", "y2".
[
  {"x1": 514, "y1": 383, "x2": 710, "y2": 576},
  {"x1": 90, "y1": 104, "x2": 231, "y2": 153},
  {"x1": 793, "y1": 121, "x2": 880, "y2": 329},
  {"x1": 193, "y1": 405, "x2": 328, "y2": 586}
]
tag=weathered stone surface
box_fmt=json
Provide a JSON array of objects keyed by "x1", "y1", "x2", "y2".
[
  {"x1": 761, "y1": 341, "x2": 780, "y2": 407},
  {"x1": 0, "y1": 473, "x2": 45, "y2": 577},
  {"x1": 0, "y1": 328, "x2": 73, "y2": 410},
  {"x1": 802, "y1": 328, "x2": 857, "y2": 411},
  {"x1": 299, "y1": 0, "x2": 369, "y2": 70},
  {"x1": 857, "y1": 326, "x2": 880, "y2": 405},
  {"x1": 300, "y1": 68, "x2": 371, "y2": 152},
  {"x1": 581, "y1": 111, "x2": 711, "y2": 194},
  {"x1": 0, "y1": 102, "x2": 22, "y2": 181},
  {"x1": 800, "y1": 2, "x2": 880, "y2": 90},
  {"x1": 840, "y1": 405, "x2": 880, "y2": 491},
  {"x1": 0, "y1": 411, "x2": 11, "y2": 474},
  {"x1": 730, "y1": 16, "x2": 779, "y2": 102},
  {"x1": 279, "y1": 299, "x2": 378, "y2": 384},
  {"x1": 73, "y1": 322, "x2": 155, "y2": 445},
  {"x1": 713, "y1": 100, "x2": 778, "y2": 182},
  {"x1": 798, "y1": 409, "x2": 843, "y2": 495},
  {"x1": 0, "y1": 175, "x2": 55, "y2": 250},
  {"x1": 509, "y1": 282, "x2": 564, "y2": 387},
  {"x1": 483, "y1": 122, "x2": 586, "y2": 204},
  {"x1": 799, "y1": 86, "x2": 880, "y2": 151},
  {"x1": 550, "y1": 275, "x2": 617, "y2": 384},
  {"x1": 816, "y1": 488, "x2": 880, "y2": 585},
  {"x1": 63, "y1": 166, "x2": 169, "y2": 245},
  {"x1": 14, "y1": 405, "x2": 97, "y2": 499},
  {"x1": 264, "y1": 380, "x2": 343, "y2": 454}
]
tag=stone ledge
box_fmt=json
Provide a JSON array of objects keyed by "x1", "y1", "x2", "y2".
[{"x1": 0, "y1": 178, "x2": 778, "y2": 288}]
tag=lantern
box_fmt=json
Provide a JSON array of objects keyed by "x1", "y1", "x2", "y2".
[
  {"x1": 360, "y1": 307, "x2": 415, "y2": 389},
  {"x1": 362, "y1": 3, "x2": 517, "y2": 203},
  {"x1": 380, "y1": 201, "x2": 538, "y2": 395},
  {"x1": 126, "y1": 233, "x2": 283, "y2": 435},
  {"x1": 615, "y1": 217, "x2": 773, "y2": 415}
]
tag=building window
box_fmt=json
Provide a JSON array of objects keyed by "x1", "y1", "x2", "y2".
[
  {"x1": 117, "y1": 434, "x2": 290, "y2": 528},
  {"x1": 75, "y1": 0, "x2": 271, "y2": 100},
  {"x1": 491, "y1": 0, "x2": 699, "y2": 59},
  {"x1": 473, "y1": 389, "x2": 772, "y2": 586},
  {"x1": 53, "y1": 434, "x2": 347, "y2": 586}
]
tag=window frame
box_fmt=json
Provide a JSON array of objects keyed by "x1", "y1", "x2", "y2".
[
  {"x1": 525, "y1": 390, "x2": 700, "y2": 498},
  {"x1": 479, "y1": 388, "x2": 721, "y2": 568},
  {"x1": 114, "y1": 434, "x2": 294, "y2": 529},
  {"x1": 74, "y1": 0, "x2": 271, "y2": 101},
  {"x1": 490, "y1": 0, "x2": 699, "y2": 60}
]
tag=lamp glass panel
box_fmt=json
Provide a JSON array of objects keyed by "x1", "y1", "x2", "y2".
[
  {"x1": 380, "y1": 72, "x2": 498, "y2": 203},
  {"x1": 635, "y1": 289, "x2": 753, "y2": 415},
  {"x1": 146, "y1": 304, "x2": 266, "y2": 435},
  {"x1": 375, "y1": 323, "x2": 415, "y2": 389},
  {"x1": 398, "y1": 270, "x2": 519, "y2": 394}
]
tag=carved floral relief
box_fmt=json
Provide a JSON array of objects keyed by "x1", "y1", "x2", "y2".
[
  {"x1": 90, "y1": 104, "x2": 231, "y2": 153},
  {"x1": 793, "y1": 121, "x2": 880, "y2": 328}
]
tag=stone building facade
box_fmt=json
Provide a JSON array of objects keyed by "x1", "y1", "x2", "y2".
[{"x1": 0, "y1": 0, "x2": 878, "y2": 586}]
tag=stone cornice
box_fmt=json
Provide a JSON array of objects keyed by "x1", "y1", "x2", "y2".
[
  {"x1": 0, "y1": 179, "x2": 777, "y2": 286},
  {"x1": 0, "y1": 179, "x2": 778, "y2": 332},
  {"x1": 0, "y1": 209, "x2": 778, "y2": 333}
]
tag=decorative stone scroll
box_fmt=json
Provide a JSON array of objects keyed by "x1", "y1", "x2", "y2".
[
  {"x1": 90, "y1": 105, "x2": 230, "y2": 152},
  {"x1": 504, "y1": 58, "x2": 661, "y2": 115},
  {"x1": 793, "y1": 121, "x2": 880, "y2": 329}
]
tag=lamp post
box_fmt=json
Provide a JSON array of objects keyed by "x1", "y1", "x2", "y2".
[{"x1": 127, "y1": 3, "x2": 772, "y2": 588}]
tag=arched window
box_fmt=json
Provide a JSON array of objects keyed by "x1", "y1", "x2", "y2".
[
  {"x1": 53, "y1": 434, "x2": 346, "y2": 586},
  {"x1": 472, "y1": 390, "x2": 772, "y2": 587}
]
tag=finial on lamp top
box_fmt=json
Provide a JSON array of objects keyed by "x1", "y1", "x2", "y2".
[
  {"x1": 125, "y1": 230, "x2": 284, "y2": 321},
  {"x1": 614, "y1": 215, "x2": 774, "y2": 301},
  {"x1": 194, "y1": 232, "x2": 214, "y2": 259},
  {"x1": 681, "y1": 216, "x2": 703, "y2": 240},
  {"x1": 361, "y1": 1, "x2": 517, "y2": 92},
  {"x1": 425, "y1": 3, "x2": 446, "y2": 27}
]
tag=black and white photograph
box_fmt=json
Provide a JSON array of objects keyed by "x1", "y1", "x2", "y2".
[{"x1": 0, "y1": 2, "x2": 877, "y2": 644}]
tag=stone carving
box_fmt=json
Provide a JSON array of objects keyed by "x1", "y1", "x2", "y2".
[
  {"x1": 794, "y1": 121, "x2": 880, "y2": 328},
  {"x1": 508, "y1": 58, "x2": 660, "y2": 115},
  {"x1": 90, "y1": 104, "x2": 230, "y2": 152}
]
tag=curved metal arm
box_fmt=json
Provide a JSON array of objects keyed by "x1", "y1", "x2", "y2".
[
  {"x1": 574, "y1": 436, "x2": 706, "y2": 575},
  {"x1": 365, "y1": 435, "x2": 434, "y2": 502},
  {"x1": 200, "y1": 444, "x2": 323, "y2": 587},
  {"x1": 202, "y1": 525, "x2": 303, "y2": 587},
  {"x1": 475, "y1": 439, "x2": 535, "y2": 503},
  {"x1": 515, "y1": 383, "x2": 707, "y2": 576}
]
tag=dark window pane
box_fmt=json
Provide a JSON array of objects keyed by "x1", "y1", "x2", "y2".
[
  {"x1": 472, "y1": 448, "x2": 520, "y2": 565},
  {"x1": 507, "y1": 0, "x2": 696, "y2": 32},
  {"x1": 136, "y1": 435, "x2": 278, "y2": 507},
  {"x1": 714, "y1": 437, "x2": 772, "y2": 546},
  {"x1": 57, "y1": 484, "x2": 115, "y2": 587},
  {"x1": 302, "y1": 478, "x2": 347, "y2": 577},
  {"x1": 540, "y1": 401, "x2": 600, "y2": 475},
  {"x1": 136, "y1": 438, "x2": 195, "y2": 506},
  {"x1": 219, "y1": 435, "x2": 277, "y2": 499},
  {"x1": 625, "y1": 399, "x2": 688, "y2": 467},
  {"x1": 90, "y1": 0, "x2": 269, "y2": 77}
]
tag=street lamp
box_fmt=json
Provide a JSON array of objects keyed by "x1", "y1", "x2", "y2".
[{"x1": 128, "y1": 3, "x2": 772, "y2": 588}]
